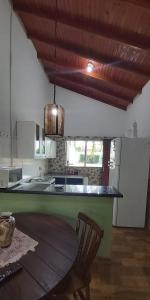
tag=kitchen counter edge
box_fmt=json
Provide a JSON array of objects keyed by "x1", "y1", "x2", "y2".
[{"x1": 0, "y1": 185, "x2": 123, "y2": 198}]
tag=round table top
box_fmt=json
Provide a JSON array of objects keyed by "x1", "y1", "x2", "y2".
[{"x1": 0, "y1": 213, "x2": 79, "y2": 300}]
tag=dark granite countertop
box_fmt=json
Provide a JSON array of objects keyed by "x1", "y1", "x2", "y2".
[
  {"x1": 48, "y1": 174, "x2": 88, "y2": 178},
  {"x1": 0, "y1": 183, "x2": 123, "y2": 198}
]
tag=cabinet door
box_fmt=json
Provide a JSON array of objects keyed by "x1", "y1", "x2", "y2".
[
  {"x1": 35, "y1": 124, "x2": 40, "y2": 156},
  {"x1": 50, "y1": 140, "x2": 56, "y2": 158},
  {"x1": 45, "y1": 139, "x2": 56, "y2": 158},
  {"x1": 17, "y1": 121, "x2": 35, "y2": 158},
  {"x1": 55, "y1": 177, "x2": 65, "y2": 184},
  {"x1": 41, "y1": 128, "x2": 46, "y2": 157},
  {"x1": 66, "y1": 178, "x2": 83, "y2": 185}
]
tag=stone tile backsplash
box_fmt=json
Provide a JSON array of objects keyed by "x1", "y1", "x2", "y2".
[{"x1": 48, "y1": 137, "x2": 102, "y2": 185}]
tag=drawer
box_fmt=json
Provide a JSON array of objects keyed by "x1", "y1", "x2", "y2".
[{"x1": 54, "y1": 177, "x2": 83, "y2": 185}]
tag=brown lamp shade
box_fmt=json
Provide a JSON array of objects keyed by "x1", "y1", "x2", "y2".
[{"x1": 44, "y1": 104, "x2": 64, "y2": 136}]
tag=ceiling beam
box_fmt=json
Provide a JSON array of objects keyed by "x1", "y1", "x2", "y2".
[
  {"x1": 121, "y1": 0, "x2": 150, "y2": 10},
  {"x1": 49, "y1": 75, "x2": 128, "y2": 110},
  {"x1": 49, "y1": 70, "x2": 131, "y2": 105},
  {"x1": 34, "y1": 43, "x2": 143, "y2": 92},
  {"x1": 49, "y1": 76, "x2": 127, "y2": 110},
  {"x1": 42, "y1": 57, "x2": 137, "y2": 100},
  {"x1": 13, "y1": 3, "x2": 150, "y2": 50},
  {"x1": 42, "y1": 58, "x2": 133, "y2": 102},
  {"x1": 49, "y1": 70, "x2": 131, "y2": 104},
  {"x1": 29, "y1": 33, "x2": 150, "y2": 79}
]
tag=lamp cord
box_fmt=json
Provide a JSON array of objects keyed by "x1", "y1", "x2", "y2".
[
  {"x1": 10, "y1": 3, "x2": 13, "y2": 166},
  {"x1": 53, "y1": 0, "x2": 58, "y2": 105}
]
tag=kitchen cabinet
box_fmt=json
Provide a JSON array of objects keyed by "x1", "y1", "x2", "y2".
[
  {"x1": 45, "y1": 137, "x2": 56, "y2": 158},
  {"x1": 54, "y1": 176, "x2": 88, "y2": 185},
  {"x1": 41, "y1": 128, "x2": 46, "y2": 157},
  {"x1": 17, "y1": 121, "x2": 56, "y2": 159},
  {"x1": 0, "y1": 188, "x2": 121, "y2": 257}
]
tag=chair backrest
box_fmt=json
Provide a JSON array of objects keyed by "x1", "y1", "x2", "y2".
[{"x1": 75, "y1": 212, "x2": 104, "y2": 276}]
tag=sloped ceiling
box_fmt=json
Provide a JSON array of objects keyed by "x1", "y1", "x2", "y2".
[{"x1": 12, "y1": 0, "x2": 150, "y2": 110}]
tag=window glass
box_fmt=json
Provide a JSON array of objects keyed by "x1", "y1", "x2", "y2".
[
  {"x1": 66, "y1": 141, "x2": 86, "y2": 166},
  {"x1": 86, "y1": 141, "x2": 103, "y2": 167},
  {"x1": 66, "y1": 140, "x2": 103, "y2": 167}
]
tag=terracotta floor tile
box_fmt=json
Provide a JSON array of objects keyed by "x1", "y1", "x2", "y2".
[{"x1": 90, "y1": 227, "x2": 150, "y2": 300}]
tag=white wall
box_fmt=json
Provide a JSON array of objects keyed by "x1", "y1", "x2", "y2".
[
  {"x1": 2, "y1": 0, "x2": 150, "y2": 179},
  {"x1": 0, "y1": 0, "x2": 127, "y2": 180},
  {"x1": 126, "y1": 81, "x2": 150, "y2": 137},
  {"x1": 11, "y1": 11, "x2": 52, "y2": 158},
  {"x1": 11, "y1": 13, "x2": 53, "y2": 131},
  {"x1": 0, "y1": 0, "x2": 51, "y2": 177},
  {"x1": 0, "y1": 0, "x2": 11, "y2": 159},
  {"x1": 55, "y1": 86, "x2": 127, "y2": 137}
]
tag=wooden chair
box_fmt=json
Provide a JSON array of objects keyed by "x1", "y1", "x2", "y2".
[{"x1": 53, "y1": 212, "x2": 104, "y2": 300}]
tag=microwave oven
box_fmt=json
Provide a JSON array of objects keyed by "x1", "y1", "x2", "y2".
[{"x1": 0, "y1": 167, "x2": 22, "y2": 188}]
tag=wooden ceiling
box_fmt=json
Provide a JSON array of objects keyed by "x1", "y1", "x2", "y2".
[{"x1": 12, "y1": 0, "x2": 150, "y2": 110}]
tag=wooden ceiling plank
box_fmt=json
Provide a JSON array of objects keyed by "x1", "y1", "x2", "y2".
[
  {"x1": 35, "y1": 47, "x2": 143, "y2": 92},
  {"x1": 120, "y1": 0, "x2": 150, "y2": 10},
  {"x1": 28, "y1": 33, "x2": 150, "y2": 78},
  {"x1": 42, "y1": 58, "x2": 133, "y2": 102},
  {"x1": 49, "y1": 76, "x2": 127, "y2": 110},
  {"x1": 38, "y1": 54, "x2": 137, "y2": 94},
  {"x1": 49, "y1": 71, "x2": 129, "y2": 107},
  {"x1": 41, "y1": 56, "x2": 138, "y2": 99},
  {"x1": 13, "y1": 4, "x2": 150, "y2": 50},
  {"x1": 49, "y1": 71, "x2": 130, "y2": 104}
]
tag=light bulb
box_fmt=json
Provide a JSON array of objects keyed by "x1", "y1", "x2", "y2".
[
  {"x1": 86, "y1": 62, "x2": 94, "y2": 73},
  {"x1": 52, "y1": 107, "x2": 58, "y2": 116}
]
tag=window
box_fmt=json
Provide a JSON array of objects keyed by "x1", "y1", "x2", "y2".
[{"x1": 66, "y1": 140, "x2": 103, "y2": 167}]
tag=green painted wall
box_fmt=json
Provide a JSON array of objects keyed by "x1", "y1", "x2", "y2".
[{"x1": 0, "y1": 193, "x2": 113, "y2": 257}]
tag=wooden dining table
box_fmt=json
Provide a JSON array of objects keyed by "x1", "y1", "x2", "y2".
[{"x1": 0, "y1": 213, "x2": 79, "y2": 300}]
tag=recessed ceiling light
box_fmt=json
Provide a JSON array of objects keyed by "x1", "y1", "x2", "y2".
[{"x1": 86, "y1": 62, "x2": 94, "y2": 73}]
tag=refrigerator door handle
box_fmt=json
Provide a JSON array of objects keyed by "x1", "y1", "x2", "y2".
[{"x1": 108, "y1": 161, "x2": 114, "y2": 168}]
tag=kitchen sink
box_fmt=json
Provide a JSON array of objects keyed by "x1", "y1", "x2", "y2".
[
  {"x1": 13, "y1": 183, "x2": 51, "y2": 192},
  {"x1": 28, "y1": 176, "x2": 55, "y2": 184}
]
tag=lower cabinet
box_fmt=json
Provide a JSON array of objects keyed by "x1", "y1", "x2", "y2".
[{"x1": 54, "y1": 177, "x2": 86, "y2": 185}]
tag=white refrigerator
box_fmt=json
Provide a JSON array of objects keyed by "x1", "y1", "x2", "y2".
[{"x1": 109, "y1": 138, "x2": 150, "y2": 228}]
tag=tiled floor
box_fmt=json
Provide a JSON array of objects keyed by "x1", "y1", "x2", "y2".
[{"x1": 91, "y1": 227, "x2": 150, "y2": 300}]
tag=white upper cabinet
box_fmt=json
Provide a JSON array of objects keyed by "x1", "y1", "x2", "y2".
[
  {"x1": 17, "y1": 121, "x2": 56, "y2": 159},
  {"x1": 45, "y1": 137, "x2": 56, "y2": 158}
]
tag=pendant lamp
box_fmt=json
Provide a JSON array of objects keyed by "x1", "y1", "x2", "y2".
[
  {"x1": 44, "y1": 86, "x2": 64, "y2": 136},
  {"x1": 44, "y1": 0, "x2": 64, "y2": 136}
]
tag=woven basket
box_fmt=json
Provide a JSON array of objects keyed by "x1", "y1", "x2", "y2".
[{"x1": 0, "y1": 216, "x2": 15, "y2": 248}]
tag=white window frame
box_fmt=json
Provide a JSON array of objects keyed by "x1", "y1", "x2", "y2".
[{"x1": 66, "y1": 140, "x2": 103, "y2": 168}]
